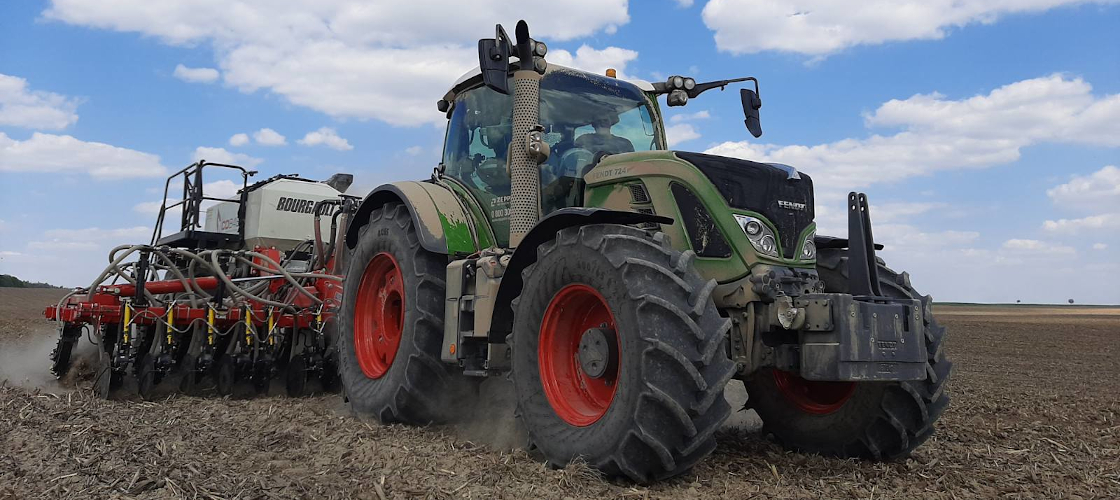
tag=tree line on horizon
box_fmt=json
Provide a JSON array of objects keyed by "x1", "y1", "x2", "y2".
[{"x1": 0, "y1": 274, "x2": 62, "y2": 289}]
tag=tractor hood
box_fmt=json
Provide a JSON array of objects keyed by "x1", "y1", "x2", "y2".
[{"x1": 673, "y1": 151, "x2": 814, "y2": 259}]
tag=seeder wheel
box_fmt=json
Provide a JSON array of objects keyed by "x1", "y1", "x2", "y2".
[
  {"x1": 216, "y1": 355, "x2": 237, "y2": 397},
  {"x1": 138, "y1": 356, "x2": 158, "y2": 401},
  {"x1": 286, "y1": 355, "x2": 308, "y2": 397}
]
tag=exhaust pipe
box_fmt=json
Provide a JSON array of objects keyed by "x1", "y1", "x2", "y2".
[{"x1": 507, "y1": 21, "x2": 546, "y2": 247}]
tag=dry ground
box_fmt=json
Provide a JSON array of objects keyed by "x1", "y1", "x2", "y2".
[{"x1": 1, "y1": 287, "x2": 1118, "y2": 499}]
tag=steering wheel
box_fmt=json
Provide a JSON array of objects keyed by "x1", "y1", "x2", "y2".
[
  {"x1": 558, "y1": 148, "x2": 594, "y2": 178},
  {"x1": 476, "y1": 158, "x2": 510, "y2": 189}
]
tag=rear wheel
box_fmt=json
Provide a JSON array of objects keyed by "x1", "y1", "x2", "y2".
[
  {"x1": 338, "y1": 203, "x2": 461, "y2": 424},
  {"x1": 744, "y1": 248, "x2": 952, "y2": 459},
  {"x1": 512, "y1": 225, "x2": 737, "y2": 483}
]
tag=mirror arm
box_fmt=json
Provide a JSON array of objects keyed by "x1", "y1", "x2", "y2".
[{"x1": 686, "y1": 77, "x2": 758, "y2": 99}]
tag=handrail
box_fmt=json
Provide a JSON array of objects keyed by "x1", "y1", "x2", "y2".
[{"x1": 150, "y1": 161, "x2": 257, "y2": 244}]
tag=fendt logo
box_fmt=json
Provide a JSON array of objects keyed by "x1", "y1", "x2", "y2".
[
  {"x1": 778, "y1": 200, "x2": 807, "y2": 211},
  {"x1": 276, "y1": 197, "x2": 332, "y2": 215}
]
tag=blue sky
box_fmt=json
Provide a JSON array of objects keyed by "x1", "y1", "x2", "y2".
[{"x1": 1, "y1": 0, "x2": 1118, "y2": 303}]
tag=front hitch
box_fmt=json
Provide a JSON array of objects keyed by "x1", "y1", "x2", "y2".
[{"x1": 793, "y1": 193, "x2": 926, "y2": 381}]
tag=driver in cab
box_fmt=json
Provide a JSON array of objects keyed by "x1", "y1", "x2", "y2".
[{"x1": 575, "y1": 115, "x2": 634, "y2": 156}]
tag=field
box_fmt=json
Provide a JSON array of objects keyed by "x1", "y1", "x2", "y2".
[{"x1": 1, "y1": 287, "x2": 1118, "y2": 499}]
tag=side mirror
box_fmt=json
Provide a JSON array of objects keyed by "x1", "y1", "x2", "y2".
[
  {"x1": 478, "y1": 24, "x2": 512, "y2": 95},
  {"x1": 741, "y1": 88, "x2": 762, "y2": 138}
]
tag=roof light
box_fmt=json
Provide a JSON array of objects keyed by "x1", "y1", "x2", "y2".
[{"x1": 606, "y1": 68, "x2": 617, "y2": 78}]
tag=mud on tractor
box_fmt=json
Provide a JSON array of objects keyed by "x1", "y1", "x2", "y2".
[{"x1": 45, "y1": 20, "x2": 951, "y2": 483}]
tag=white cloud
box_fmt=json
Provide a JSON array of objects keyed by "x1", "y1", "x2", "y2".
[
  {"x1": 172, "y1": 64, "x2": 219, "y2": 83},
  {"x1": 405, "y1": 146, "x2": 423, "y2": 156},
  {"x1": 0, "y1": 131, "x2": 166, "y2": 178},
  {"x1": 252, "y1": 127, "x2": 287, "y2": 146},
  {"x1": 670, "y1": 110, "x2": 711, "y2": 123},
  {"x1": 548, "y1": 45, "x2": 640, "y2": 78},
  {"x1": 1092, "y1": 243, "x2": 1108, "y2": 250},
  {"x1": 665, "y1": 123, "x2": 701, "y2": 147},
  {"x1": 1002, "y1": 238, "x2": 1076, "y2": 256},
  {"x1": 1042, "y1": 213, "x2": 1120, "y2": 234},
  {"x1": 705, "y1": 75, "x2": 1120, "y2": 197},
  {"x1": 701, "y1": 0, "x2": 1119, "y2": 57},
  {"x1": 191, "y1": 146, "x2": 263, "y2": 168},
  {"x1": 298, "y1": 127, "x2": 353, "y2": 151},
  {"x1": 229, "y1": 133, "x2": 249, "y2": 146},
  {"x1": 1047, "y1": 165, "x2": 1120, "y2": 212},
  {"x1": 44, "y1": 0, "x2": 630, "y2": 126},
  {"x1": 674, "y1": 0, "x2": 695, "y2": 7},
  {"x1": 28, "y1": 226, "x2": 151, "y2": 251},
  {"x1": 0, "y1": 73, "x2": 80, "y2": 130}
]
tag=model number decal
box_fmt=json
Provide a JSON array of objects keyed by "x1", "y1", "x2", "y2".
[{"x1": 589, "y1": 166, "x2": 631, "y2": 181}]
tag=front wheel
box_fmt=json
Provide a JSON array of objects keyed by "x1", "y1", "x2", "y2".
[
  {"x1": 744, "y1": 248, "x2": 952, "y2": 459},
  {"x1": 512, "y1": 225, "x2": 737, "y2": 483}
]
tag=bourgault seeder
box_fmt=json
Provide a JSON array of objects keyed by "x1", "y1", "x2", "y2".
[
  {"x1": 45, "y1": 162, "x2": 359, "y2": 399},
  {"x1": 46, "y1": 20, "x2": 951, "y2": 483}
]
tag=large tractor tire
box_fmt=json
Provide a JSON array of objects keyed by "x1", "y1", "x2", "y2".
[
  {"x1": 744, "y1": 248, "x2": 952, "y2": 459},
  {"x1": 338, "y1": 203, "x2": 460, "y2": 424},
  {"x1": 512, "y1": 224, "x2": 737, "y2": 483}
]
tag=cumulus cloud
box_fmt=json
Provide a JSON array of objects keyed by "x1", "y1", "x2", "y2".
[
  {"x1": 1047, "y1": 165, "x2": 1120, "y2": 212},
  {"x1": 43, "y1": 0, "x2": 630, "y2": 126},
  {"x1": 1002, "y1": 238, "x2": 1076, "y2": 255},
  {"x1": 172, "y1": 64, "x2": 219, "y2": 83},
  {"x1": 665, "y1": 123, "x2": 701, "y2": 147},
  {"x1": 298, "y1": 127, "x2": 353, "y2": 151},
  {"x1": 191, "y1": 146, "x2": 263, "y2": 167},
  {"x1": 1093, "y1": 243, "x2": 1108, "y2": 250},
  {"x1": 701, "y1": 0, "x2": 1119, "y2": 57},
  {"x1": 705, "y1": 75, "x2": 1120, "y2": 197},
  {"x1": 547, "y1": 45, "x2": 640, "y2": 78},
  {"x1": 0, "y1": 132, "x2": 166, "y2": 178},
  {"x1": 0, "y1": 73, "x2": 81, "y2": 130},
  {"x1": 229, "y1": 133, "x2": 249, "y2": 146},
  {"x1": 252, "y1": 127, "x2": 287, "y2": 146},
  {"x1": 1042, "y1": 213, "x2": 1120, "y2": 234},
  {"x1": 670, "y1": 110, "x2": 710, "y2": 123},
  {"x1": 28, "y1": 226, "x2": 151, "y2": 251}
]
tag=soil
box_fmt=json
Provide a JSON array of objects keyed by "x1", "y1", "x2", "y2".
[{"x1": 1, "y1": 287, "x2": 1118, "y2": 499}]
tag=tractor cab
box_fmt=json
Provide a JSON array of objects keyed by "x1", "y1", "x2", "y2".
[{"x1": 440, "y1": 64, "x2": 664, "y2": 240}]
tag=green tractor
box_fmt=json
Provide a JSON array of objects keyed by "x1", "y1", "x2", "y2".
[{"x1": 337, "y1": 21, "x2": 951, "y2": 482}]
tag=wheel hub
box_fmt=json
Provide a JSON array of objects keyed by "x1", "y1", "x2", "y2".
[
  {"x1": 538, "y1": 284, "x2": 620, "y2": 427},
  {"x1": 772, "y1": 369, "x2": 856, "y2": 415},
  {"x1": 577, "y1": 327, "x2": 616, "y2": 379},
  {"x1": 354, "y1": 252, "x2": 405, "y2": 379}
]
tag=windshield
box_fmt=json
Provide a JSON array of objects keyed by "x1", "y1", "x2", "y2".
[{"x1": 442, "y1": 68, "x2": 660, "y2": 239}]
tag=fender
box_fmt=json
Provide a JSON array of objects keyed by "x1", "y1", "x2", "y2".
[
  {"x1": 488, "y1": 207, "x2": 674, "y2": 342},
  {"x1": 345, "y1": 181, "x2": 480, "y2": 255}
]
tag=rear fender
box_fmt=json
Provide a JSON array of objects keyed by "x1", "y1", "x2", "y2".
[{"x1": 345, "y1": 181, "x2": 482, "y2": 256}]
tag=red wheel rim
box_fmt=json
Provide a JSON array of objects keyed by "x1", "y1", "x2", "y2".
[
  {"x1": 772, "y1": 369, "x2": 856, "y2": 414},
  {"x1": 354, "y1": 252, "x2": 405, "y2": 379},
  {"x1": 538, "y1": 284, "x2": 619, "y2": 427}
]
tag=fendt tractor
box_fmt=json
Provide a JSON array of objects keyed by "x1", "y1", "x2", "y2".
[{"x1": 45, "y1": 21, "x2": 951, "y2": 483}]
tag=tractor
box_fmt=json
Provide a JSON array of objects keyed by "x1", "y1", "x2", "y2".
[{"x1": 336, "y1": 21, "x2": 952, "y2": 482}]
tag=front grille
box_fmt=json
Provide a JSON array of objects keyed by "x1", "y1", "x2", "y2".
[{"x1": 675, "y1": 151, "x2": 814, "y2": 259}]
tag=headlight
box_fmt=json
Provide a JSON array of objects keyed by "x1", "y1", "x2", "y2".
[
  {"x1": 734, "y1": 214, "x2": 780, "y2": 258},
  {"x1": 683, "y1": 77, "x2": 696, "y2": 90},
  {"x1": 671, "y1": 75, "x2": 684, "y2": 89},
  {"x1": 799, "y1": 229, "x2": 816, "y2": 260}
]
